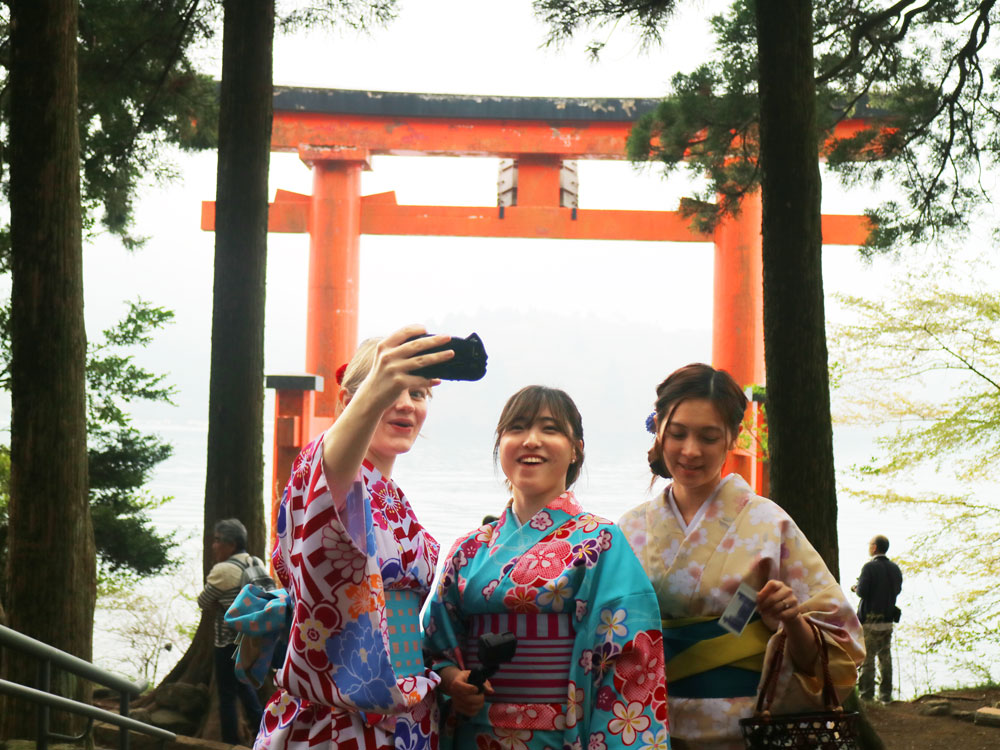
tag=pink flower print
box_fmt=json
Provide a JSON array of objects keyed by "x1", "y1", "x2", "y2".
[
  {"x1": 529, "y1": 511, "x2": 554, "y2": 531},
  {"x1": 608, "y1": 700, "x2": 650, "y2": 745},
  {"x1": 597, "y1": 529, "x2": 613, "y2": 551},
  {"x1": 720, "y1": 535, "x2": 736, "y2": 552},
  {"x1": 578, "y1": 649, "x2": 594, "y2": 674},
  {"x1": 262, "y1": 690, "x2": 298, "y2": 732},
  {"x1": 613, "y1": 630, "x2": 663, "y2": 704},
  {"x1": 510, "y1": 541, "x2": 572, "y2": 584},
  {"x1": 588, "y1": 733, "x2": 607, "y2": 750},
  {"x1": 687, "y1": 527, "x2": 708, "y2": 546},
  {"x1": 548, "y1": 491, "x2": 583, "y2": 515},
  {"x1": 461, "y1": 536, "x2": 483, "y2": 559},
  {"x1": 502, "y1": 584, "x2": 540, "y2": 614},
  {"x1": 781, "y1": 542, "x2": 792, "y2": 561},
  {"x1": 575, "y1": 599, "x2": 588, "y2": 622},
  {"x1": 370, "y1": 480, "x2": 403, "y2": 525},
  {"x1": 595, "y1": 686, "x2": 615, "y2": 712},
  {"x1": 481, "y1": 579, "x2": 500, "y2": 599},
  {"x1": 292, "y1": 601, "x2": 341, "y2": 670}
]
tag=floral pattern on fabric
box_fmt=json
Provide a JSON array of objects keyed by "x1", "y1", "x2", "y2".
[
  {"x1": 257, "y1": 433, "x2": 441, "y2": 750},
  {"x1": 424, "y1": 492, "x2": 670, "y2": 750},
  {"x1": 618, "y1": 473, "x2": 864, "y2": 750}
]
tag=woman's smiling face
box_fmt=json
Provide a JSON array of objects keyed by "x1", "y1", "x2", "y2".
[
  {"x1": 499, "y1": 407, "x2": 576, "y2": 507},
  {"x1": 659, "y1": 398, "x2": 735, "y2": 498},
  {"x1": 365, "y1": 386, "x2": 430, "y2": 468}
]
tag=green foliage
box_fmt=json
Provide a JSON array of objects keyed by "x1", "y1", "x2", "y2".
[
  {"x1": 535, "y1": 0, "x2": 1000, "y2": 252},
  {"x1": 0, "y1": 300, "x2": 180, "y2": 586},
  {"x1": 830, "y1": 263, "x2": 1000, "y2": 670},
  {"x1": 0, "y1": 1, "x2": 221, "y2": 248}
]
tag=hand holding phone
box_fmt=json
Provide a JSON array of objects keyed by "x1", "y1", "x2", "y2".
[{"x1": 406, "y1": 332, "x2": 488, "y2": 381}]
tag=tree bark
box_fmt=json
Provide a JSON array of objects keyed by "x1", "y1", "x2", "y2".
[
  {"x1": 4, "y1": 0, "x2": 95, "y2": 739},
  {"x1": 755, "y1": 0, "x2": 840, "y2": 578},
  {"x1": 203, "y1": 0, "x2": 274, "y2": 572},
  {"x1": 170, "y1": 3, "x2": 274, "y2": 738}
]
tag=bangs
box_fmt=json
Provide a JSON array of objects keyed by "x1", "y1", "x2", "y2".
[{"x1": 496, "y1": 386, "x2": 574, "y2": 437}]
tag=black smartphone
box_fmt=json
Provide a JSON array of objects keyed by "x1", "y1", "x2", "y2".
[{"x1": 406, "y1": 332, "x2": 488, "y2": 381}]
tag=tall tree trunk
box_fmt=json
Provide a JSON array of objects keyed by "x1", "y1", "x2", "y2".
[
  {"x1": 755, "y1": 0, "x2": 840, "y2": 578},
  {"x1": 203, "y1": 0, "x2": 274, "y2": 571},
  {"x1": 3, "y1": 0, "x2": 95, "y2": 739},
  {"x1": 181, "y1": 3, "x2": 273, "y2": 739}
]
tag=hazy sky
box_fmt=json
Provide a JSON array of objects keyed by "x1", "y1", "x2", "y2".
[
  {"x1": 69, "y1": 0, "x2": 1000, "y2": 690},
  {"x1": 74, "y1": 0, "x2": 910, "y2": 527}
]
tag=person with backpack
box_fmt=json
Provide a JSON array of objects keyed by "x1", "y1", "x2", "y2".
[{"x1": 197, "y1": 517, "x2": 267, "y2": 743}]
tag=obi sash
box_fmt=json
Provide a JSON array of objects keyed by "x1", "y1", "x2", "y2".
[
  {"x1": 465, "y1": 612, "x2": 575, "y2": 703},
  {"x1": 385, "y1": 588, "x2": 424, "y2": 678},
  {"x1": 662, "y1": 615, "x2": 770, "y2": 699}
]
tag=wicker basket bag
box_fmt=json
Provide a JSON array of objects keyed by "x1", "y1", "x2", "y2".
[{"x1": 739, "y1": 620, "x2": 860, "y2": 750}]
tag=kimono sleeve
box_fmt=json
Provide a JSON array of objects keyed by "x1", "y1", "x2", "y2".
[
  {"x1": 422, "y1": 533, "x2": 476, "y2": 671},
  {"x1": 573, "y1": 525, "x2": 670, "y2": 750},
  {"x1": 764, "y1": 511, "x2": 865, "y2": 710}
]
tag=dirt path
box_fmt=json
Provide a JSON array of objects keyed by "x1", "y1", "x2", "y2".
[{"x1": 866, "y1": 689, "x2": 1000, "y2": 750}]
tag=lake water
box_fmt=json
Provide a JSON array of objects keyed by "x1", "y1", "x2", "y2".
[{"x1": 93, "y1": 414, "x2": 982, "y2": 700}]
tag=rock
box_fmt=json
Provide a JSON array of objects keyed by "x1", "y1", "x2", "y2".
[
  {"x1": 918, "y1": 699, "x2": 952, "y2": 716},
  {"x1": 952, "y1": 709, "x2": 975, "y2": 722},
  {"x1": 150, "y1": 707, "x2": 198, "y2": 735},
  {"x1": 156, "y1": 682, "x2": 211, "y2": 717},
  {"x1": 129, "y1": 706, "x2": 154, "y2": 724},
  {"x1": 974, "y1": 706, "x2": 1000, "y2": 727}
]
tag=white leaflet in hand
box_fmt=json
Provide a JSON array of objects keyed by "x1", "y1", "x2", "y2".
[{"x1": 720, "y1": 581, "x2": 758, "y2": 635}]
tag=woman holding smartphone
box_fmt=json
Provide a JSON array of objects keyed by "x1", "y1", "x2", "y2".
[
  {"x1": 618, "y1": 364, "x2": 863, "y2": 750},
  {"x1": 424, "y1": 385, "x2": 669, "y2": 750},
  {"x1": 256, "y1": 327, "x2": 453, "y2": 750}
]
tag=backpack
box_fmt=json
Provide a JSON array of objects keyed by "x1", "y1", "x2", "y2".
[{"x1": 229, "y1": 554, "x2": 277, "y2": 592}]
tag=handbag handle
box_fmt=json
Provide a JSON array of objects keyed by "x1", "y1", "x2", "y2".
[{"x1": 754, "y1": 618, "x2": 842, "y2": 714}]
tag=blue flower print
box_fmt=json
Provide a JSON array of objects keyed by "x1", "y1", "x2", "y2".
[
  {"x1": 276, "y1": 492, "x2": 288, "y2": 538},
  {"x1": 380, "y1": 557, "x2": 404, "y2": 585},
  {"x1": 325, "y1": 619, "x2": 395, "y2": 709}
]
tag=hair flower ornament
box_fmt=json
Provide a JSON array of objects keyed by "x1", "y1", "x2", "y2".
[
  {"x1": 335, "y1": 363, "x2": 348, "y2": 386},
  {"x1": 645, "y1": 412, "x2": 657, "y2": 435}
]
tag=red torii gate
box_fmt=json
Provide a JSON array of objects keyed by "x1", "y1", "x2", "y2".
[{"x1": 201, "y1": 86, "x2": 869, "y2": 525}]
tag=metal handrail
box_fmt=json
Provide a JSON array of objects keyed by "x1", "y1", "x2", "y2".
[{"x1": 0, "y1": 624, "x2": 176, "y2": 750}]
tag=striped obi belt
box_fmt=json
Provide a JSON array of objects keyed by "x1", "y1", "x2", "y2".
[
  {"x1": 385, "y1": 588, "x2": 425, "y2": 678},
  {"x1": 661, "y1": 615, "x2": 771, "y2": 699},
  {"x1": 465, "y1": 613, "x2": 575, "y2": 703}
]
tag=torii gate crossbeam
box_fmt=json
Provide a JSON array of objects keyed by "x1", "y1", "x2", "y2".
[{"x1": 201, "y1": 86, "x2": 870, "y2": 523}]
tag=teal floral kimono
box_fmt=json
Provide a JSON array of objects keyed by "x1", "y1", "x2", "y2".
[{"x1": 423, "y1": 491, "x2": 671, "y2": 750}]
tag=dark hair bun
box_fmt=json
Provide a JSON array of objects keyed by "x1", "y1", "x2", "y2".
[{"x1": 647, "y1": 441, "x2": 671, "y2": 479}]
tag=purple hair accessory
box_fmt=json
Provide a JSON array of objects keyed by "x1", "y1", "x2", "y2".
[{"x1": 645, "y1": 412, "x2": 657, "y2": 434}]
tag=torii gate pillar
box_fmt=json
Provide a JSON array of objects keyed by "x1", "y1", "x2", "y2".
[
  {"x1": 713, "y1": 190, "x2": 766, "y2": 490},
  {"x1": 302, "y1": 148, "x2": 369, "y2": 421}
]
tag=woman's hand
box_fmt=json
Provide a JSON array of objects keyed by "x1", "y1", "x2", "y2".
[
  {"x1": 438, "y1": 665, "x2": 493, "y2": 717},
  {"x1": 321, "y1": 325, "x2": 453, "y2": 497},
  {"x1": 351, "y1": 326, "x2": 453, "y2": 414},
  {"x1": 757, "y1": 579, "x2": 819, "y2": 674},
  {"x1": 757, "y1": 579, "x2": 800, "y2": 631}
]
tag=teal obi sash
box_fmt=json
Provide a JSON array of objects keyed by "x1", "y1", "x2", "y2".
[
  {"x1": 385, "y1": 588, "x2": 424, "y2": 678},
  {"x1": 662, "y1": 616, "x2": 769, "y2": 699}
]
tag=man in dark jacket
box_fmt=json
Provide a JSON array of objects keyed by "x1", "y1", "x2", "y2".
[{"x1": 853, "y1": 535, "x2": 903, "y2": 702}]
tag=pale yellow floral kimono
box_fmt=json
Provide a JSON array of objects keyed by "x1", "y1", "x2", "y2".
[{"x1": 618, "y1": 474, "x2": 864, "y2": 750}]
